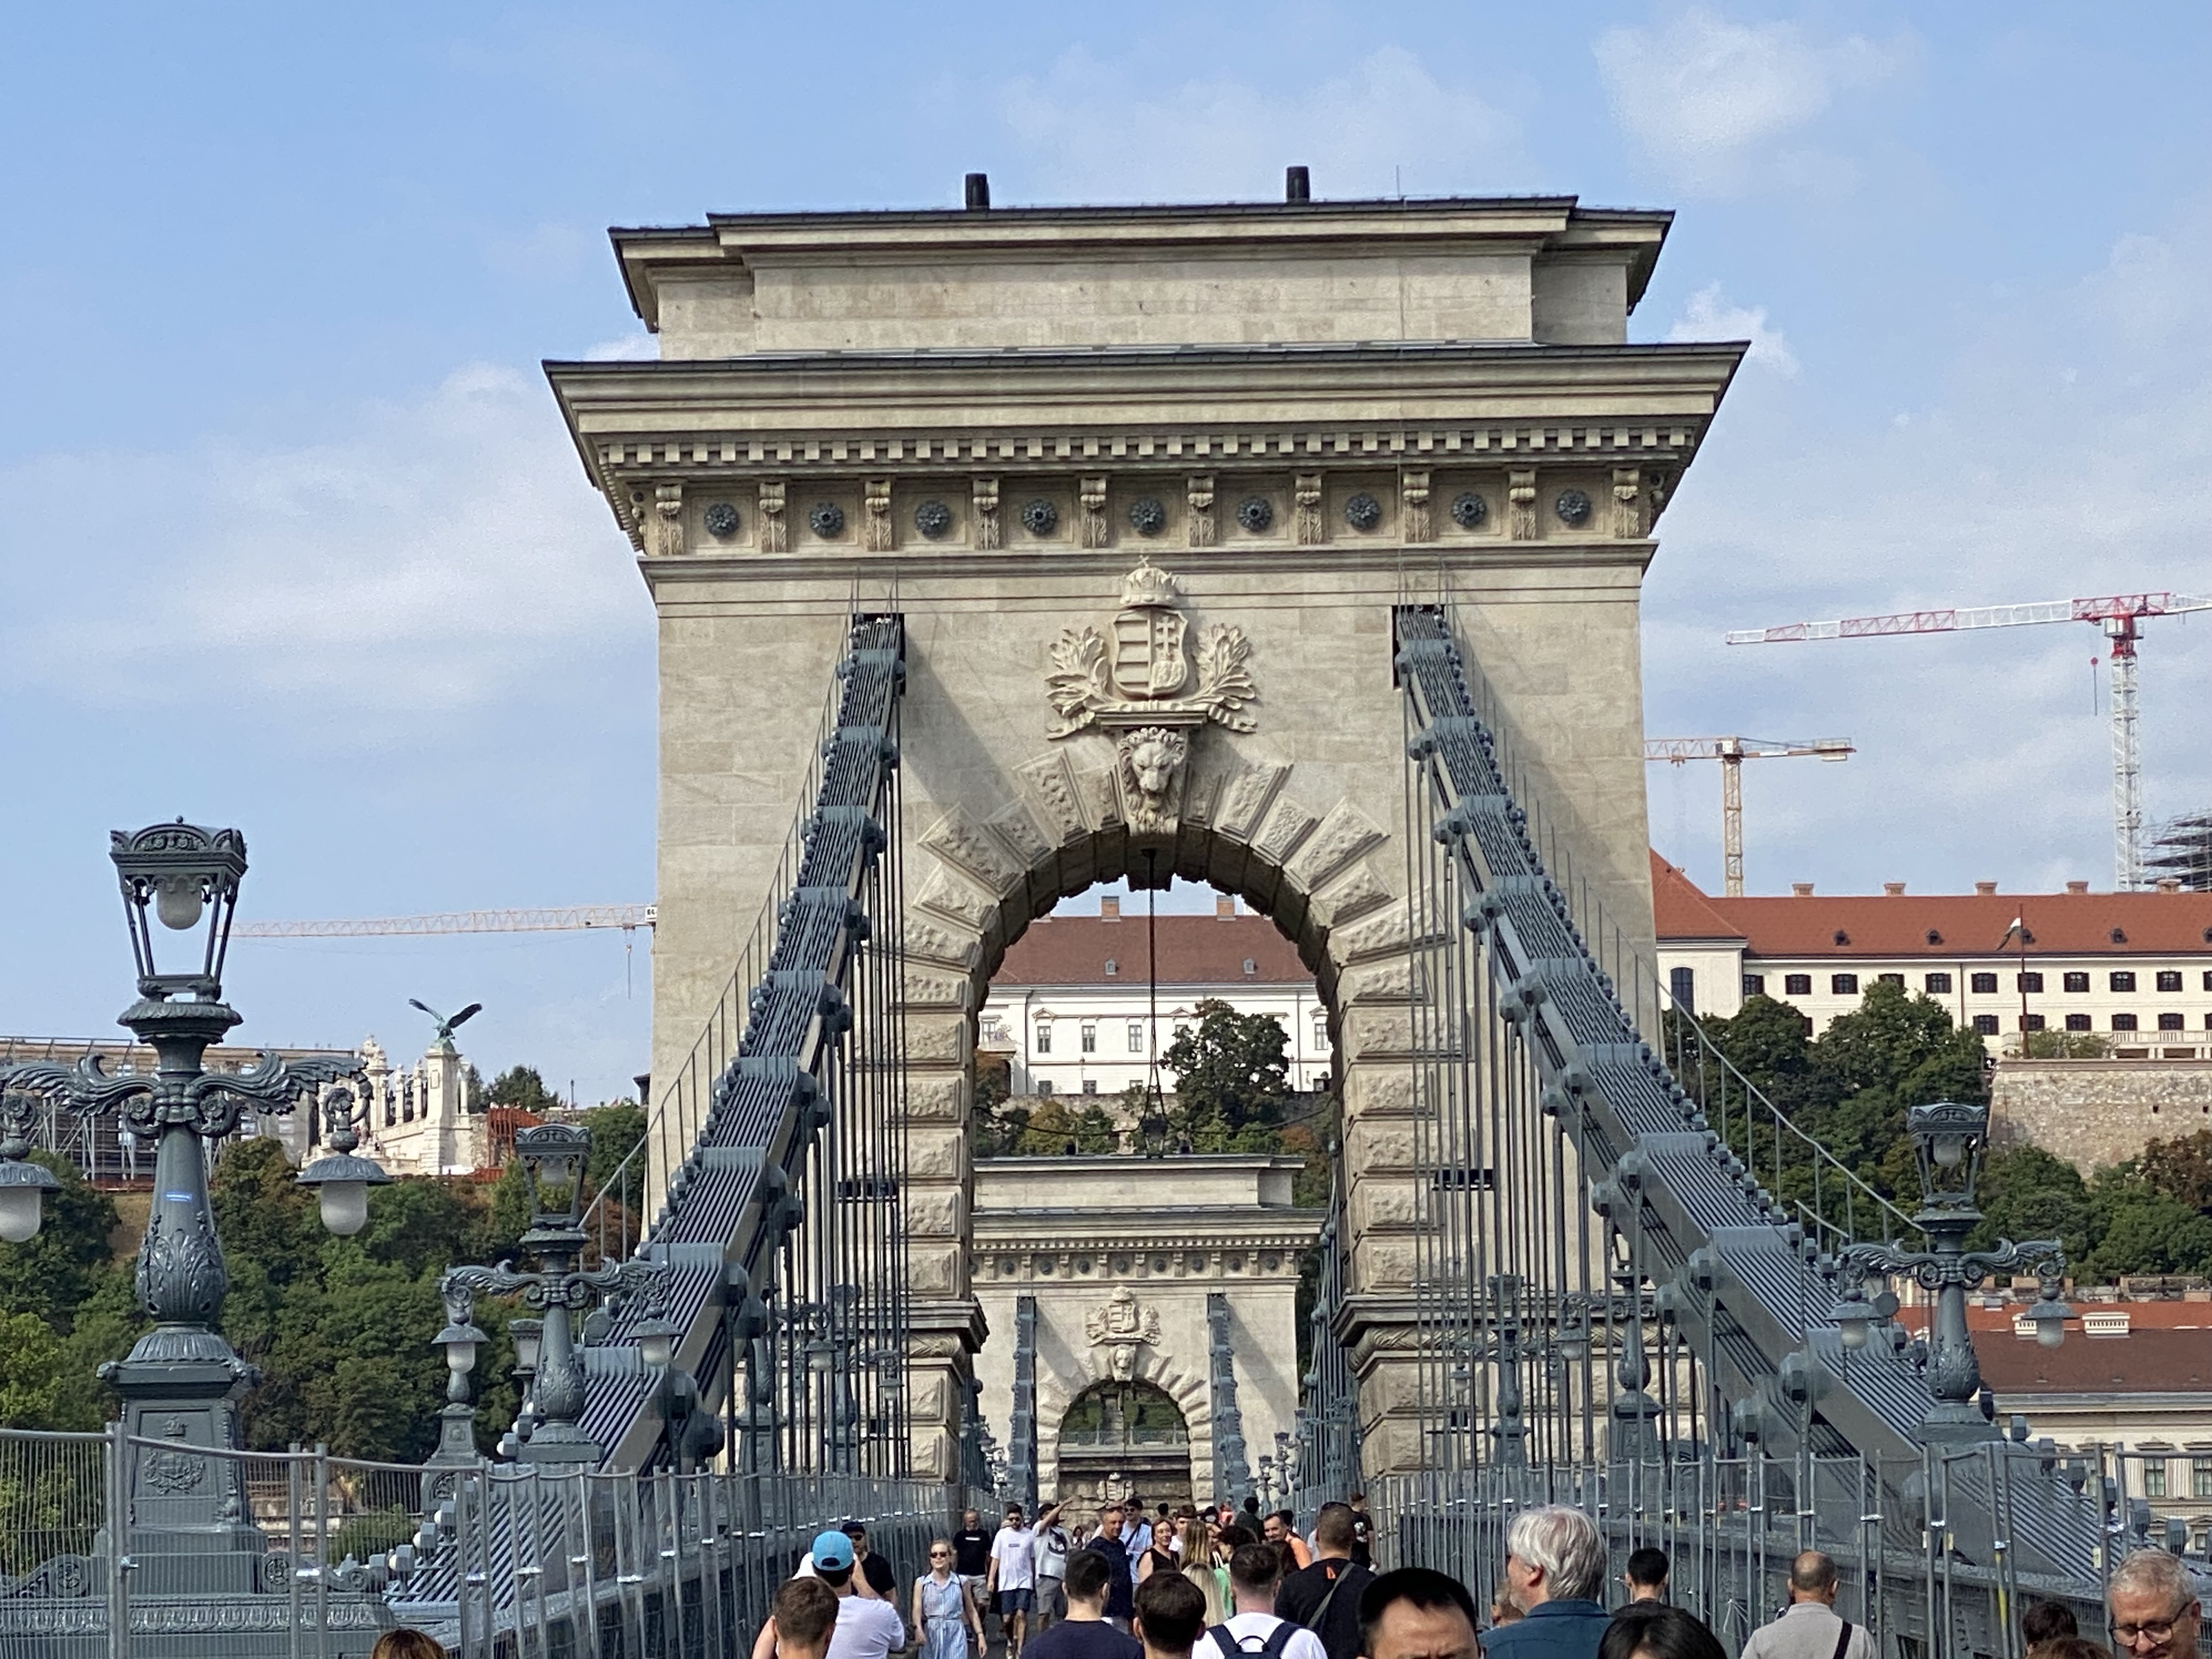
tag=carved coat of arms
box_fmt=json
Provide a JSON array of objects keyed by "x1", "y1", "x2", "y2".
[
  {"x1": 1085, "y1": 1285, "x2": 1164, "y2": 1381},
  {"x1": 1045, "y1": 561, "x2": 1257, "y2": 833}
]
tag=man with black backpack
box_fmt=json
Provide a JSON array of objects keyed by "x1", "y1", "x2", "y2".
[
  {"x1": 1199, "y1": 1544, "x2": 1328, "y2": 1659},
  {"x1": 1273, "y1": 1505, "x2": 1373, "y2": 1659}
]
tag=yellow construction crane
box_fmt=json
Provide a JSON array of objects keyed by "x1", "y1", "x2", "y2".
[
  {"x1": 233, "y1": 905, "x2": 655, "y2": 938},
  {"x1": 1644, "y1": 737, "x2": 1853, "y2": 896}
]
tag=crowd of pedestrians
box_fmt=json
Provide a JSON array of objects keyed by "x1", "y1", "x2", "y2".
[{"x1": 751, "y1": 1493, "x2": 2205, "y2": 1659}]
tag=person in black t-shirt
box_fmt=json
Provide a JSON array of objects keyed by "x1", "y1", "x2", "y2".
[
  {"x1": 1345, "y1": 1498, "x2": 1372, "y2": 1571},
  {"x1": 1029, "y1": 1544, "x2": 1142, "y2": 1659},
  {"x1": 1272, "y1": 1504, "x2": 1373, "y2": 1659},
  {"x1": 953, "y1": 1511, "x2": 993, "y2": 1654}
]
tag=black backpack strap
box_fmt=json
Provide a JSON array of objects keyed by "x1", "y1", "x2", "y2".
[
  {"x1": 1829, "y1": 1621, "x2": 1853, "y2": 1659},
  {"x1": 1208, "y1": 1626, "x2": 1240, "y2": 1659},
  {"x1": 1260, "y1": 1622, "x2": 1301, "y2": 1659},
  {"x1": 1304, "y1": 1576, "x2": 1345, "y2": 1633}
]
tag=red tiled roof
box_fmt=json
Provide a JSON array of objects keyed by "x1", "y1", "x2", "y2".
[
  {"x1": 994, "y1": 912, "x2": 1310, "y2": 987},
  {"x1": 1977, "y1": 1327, "x2": 2212, "y2": 1393},
  {"x1": 1651, "y1": 852, "x2": 1746, "y2": 942},
  {"x1": 1651, "y1": 859, "x2": 2212, "y2": 959}
]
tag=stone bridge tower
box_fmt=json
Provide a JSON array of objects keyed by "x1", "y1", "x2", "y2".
[{"x1": 549, "y1": 188, "x2": 1741, "y2": 1479}]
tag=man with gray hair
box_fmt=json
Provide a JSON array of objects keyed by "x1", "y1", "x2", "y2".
[
  {"x1": 1739, "y1": 1551, "x2": 1873, "y2": 1659},
  {"x1": 1478, "y1": 1507, "x2": 1608, "y2": 1659},
  {"x1": 2107, "y1": 1548, "x2": 2202, "y2": 1659}
]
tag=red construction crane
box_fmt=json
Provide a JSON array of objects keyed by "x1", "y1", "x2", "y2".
[
  {"x1": 1644, "y1": 737, "x2": 1854, "y2": 896},
  {"x1": 1727, "y1": 591, "x2": 2212, "y2": 890}
]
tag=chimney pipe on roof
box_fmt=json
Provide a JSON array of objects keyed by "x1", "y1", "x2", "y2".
[
  {"x1": 1100, "y1": 895, "x2": 1120, "y2": 919},
  {"x1": 1975, "y1": 881, "x2": 1998, "y2": 895},
  {"x1": 1883, "y1": 882, "x2": 1906, "y2": 896},
  {"x1": 1215, "y1": 895, "x2": 1237, "y2": 919},
  {"x1": 1285, "y1": 165, "x2": 1311, "y2": 202},
  {"x1": 2158, "y1": 876, "x2": 2183, "y2": 893},
  {"x1": 2066, "y1": 881, "x2": 2090, "y2": 894},
  {"x1": 1791, "y1": 882, "x2": 1814, "y2": 898},
  {"x1": 964, "y1": 172, "x2": 991, "y2": 210}
]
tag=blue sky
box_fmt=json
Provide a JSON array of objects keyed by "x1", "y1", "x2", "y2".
[{"x1": 4, "y1": 3, "x2": 2210, "y2": 1101}]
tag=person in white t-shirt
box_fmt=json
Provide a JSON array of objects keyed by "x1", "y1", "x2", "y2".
[
  {"x1": 1199, "y1": 1544, "x2": 1326, "y2": 1659},
  {"x1": 988, "y1": 1503, "x2": 1039, "y2": 1659},
  {"x1": 1031, "y1": 1501, "x2": 1071, "y2": 1629},
  {"x1": 753, "y1": 1531, "x2": 906, "y2": 1659}
]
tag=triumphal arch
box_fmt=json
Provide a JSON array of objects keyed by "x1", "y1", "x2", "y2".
[{"x1": 548, "y1": 190, "x2": 1740, "y2": 1478}]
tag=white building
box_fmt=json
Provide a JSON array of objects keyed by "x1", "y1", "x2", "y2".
[
  {"x1": 980, "y1": 895, "x2": 1328, "y2": 1098},
  {"x1": 1653, "y1": 853, "x2": 2212, "y2": 1055}
]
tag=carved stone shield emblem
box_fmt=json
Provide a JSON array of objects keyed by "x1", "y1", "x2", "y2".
[{"x1": 1111, "y1": 607, "x2": 1190, "y2": 699}]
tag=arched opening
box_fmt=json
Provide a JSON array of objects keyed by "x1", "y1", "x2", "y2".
[{"x1": 1055, "y1": 1378, "x2": 1192, "y2": 1511}]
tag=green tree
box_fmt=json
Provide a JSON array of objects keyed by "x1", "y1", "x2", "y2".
[
  {"x1": 581, "y1": 1102, "x2": 647, "y2": 1194},
  {"x1": 1013, "y1": 1099, "x2": 1119, "y2": 1155},
  {"x1": 0, "y1": 1152, "x2": 122, "y2": 1331},
  {"x1": 2083, "y1": 1188, "x2": 2212, "y2": 1282},
  {"x1": 1969, "y1": 1144, "x2": 2092, "y2": 1261},
  {"x1": 486, "y1": 1065, "x2": 561, "y2": 1114},
  {"x1": 2136, "y1": 1130, "x2": 2212, "y2": 1211},
  {"x1": 1163, "y1": 1000, "x2": 1293, "y2": 1150},
  {"x1": 0, "y1": 1311, "x2": 65, "y2": 1428},
  {"x1": 2023, "y1": 1030, "x2": 2112, "y2": 1059}
]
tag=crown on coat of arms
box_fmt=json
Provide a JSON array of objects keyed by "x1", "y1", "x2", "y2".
[{"x1": 1120, "y1": 560, "x2": 1181, "y2": 610}]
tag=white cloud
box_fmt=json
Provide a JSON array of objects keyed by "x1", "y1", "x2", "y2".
[
  {"x1": 1594, "y1": 9, "x2": 1911, "y2": 195},
  {"x1": 585, "y1": 332, "x2": 658, "y2": 362},
  {"x1": 0, "y1": 363, "x2": 644, "y2": 728},
  {"x1": 1667, "y1": 283, "x2": 1799, "y2": 376},
  {"x1": 997, "y1": 46, "x2": 1529, "y2": 203}
]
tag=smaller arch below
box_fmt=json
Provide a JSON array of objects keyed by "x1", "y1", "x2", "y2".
[{"x1": 1052, "y1": 1379, "x2": 1198, "y2": 1515}]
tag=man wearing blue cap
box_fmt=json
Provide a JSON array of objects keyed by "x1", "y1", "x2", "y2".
[{"x1": 773, "y1": 1530, "x2": 906, "y2": 1659}]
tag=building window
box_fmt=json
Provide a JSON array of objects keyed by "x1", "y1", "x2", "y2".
[
  {"x1": 1081, "y1": 1079, "x2": 1098, "y2": 1094},
  {"x1": 2064, "y1": 972, "x2": 2090, "y2": 993},
  {"x1": 1081, "y1": 1024, "x2": 1097, "y2": 1054},
  {"x1": 2161, "y1": 1013, "x2": 2186, "y2": 1031},
  {"x1": 1035, "y1": 1024, "x2": 1052, "y2": 1054},
  {"x1": 1925, "y1": 973, "x2": 1953, "y2": 994},
  {"x1": 2113, "y1": 1013, "x2": 2140, "y2": 1032},
  {"x1": 1128, "y1": 1022, "x2": 1145, "y2": 1052},
  {"x1": 2159, "y1": 970, "x2": 2185, "y2": 992},
  {"x1": 1971, "y1": 973, "x2": 1999, "y2": 995},
  {"x1": 2065, "y1": 1014, "x2": 2092, "y2": 1031},
  {"x1": 1104, "y1": 958, "x2": 1118, "y2": 976},
  {"x1": 2192, "y1": 1458, "x2": 2212, "y2": 1500},
  {"x1": 2146, "y1": 1460, "x2": 2169, "y2": 1499},
  {"x1": 1877, "y1": 972, "x2": 1905, "y2": 986},
  {"x1": 2022, "y1": 1014, "x2": 2046, "y2": 1032},
  {"x1": 1243, "y1": 958, "x2": 1256, "y2": 976},
  {"x1": 1669, "y1": 966, "x2": 1696, "y2": 1011},
  {"x1": 1972, "y1": 1015, "x2": 2001, "y2": 1036},
  {"x1": 2112, "y1": 971, "x2": 2138, "y2": 992},
  {"x1": 1831, "y1": 974, "x2": 1859, "y2": 996},
  {"x1": 1785, "y1": 974, "x2": 1812, "y2": 996},
  {"x1": 1743, "y1": 974, "x2": 1766, "y2": 997},
  {"x1": 2017, "y1": 972, "x2": 2045, "y2": 993},
  {"x1": 1036, "y1": 1079, "x2": 1054, "y2": 1095},
  {"x1": 2204, "y1": 970, "x2": 2212, "y2": 992}
]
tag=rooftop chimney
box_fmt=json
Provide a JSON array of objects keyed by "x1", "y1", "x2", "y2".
[
  {"x1": 964, "y1": 172, "x2": 990, "y2": 211},
  {"x1": 1285, "y1": 165, "x2": 1311, "y2": 202},
  {"x1": 1975, "y1": 881, "x2": 1998, "y2": 895},
  {"x1": 2066, "y1": 880, "x2": 2089, "y2": 894},
  {"x1": 2158, "y1": 876, "x2": 2183, "y2": 893},
  {"x1": 1100, "y1": 895, "x2": 1120, "y2": 919},
  {"x1": 1215, "y1": 895, "x2": 1237, "y2": 919},
  {"x1": 1791, "y1": 882, "x2": 1814, "y2": 898},
  {"x1": 1883, "y1": 882, "x2": 1906, "y2": 896}
]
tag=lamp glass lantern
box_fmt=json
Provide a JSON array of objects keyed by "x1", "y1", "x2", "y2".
[
  {"x1": 516, "y1": 1125, "x2": 590, "y2": 1225},
  {"x1": 435, "y1": 1315, "x2": 489, "y2": 1387},
  {"x1": 509, "y1": 1318, "x2": 544, "y2": 1375},
  {"x1": 0, "y1": 1155, "x2": 60, "y2": 1244},
  {"x1": 634, "y1": 1314, "x2": 682, "y2": 1374},
  {"x1": 109, "y1": 822, "x2": 249, "y2": 999},
  {"x1": 2025, "y1": 1266, "x2": 2075, "y2": 1350},
  {"x1": 1831, "y1": 1285, "x2": 1878, "y2": 1352},
  {"x1": 1906, "y1": 1101, "x2": 1989, "y2": 1208}
]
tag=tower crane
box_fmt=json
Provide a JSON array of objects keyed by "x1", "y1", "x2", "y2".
[
  {"x1": 1644, "y1": 737, "x2": 1854, "y2": 896},
  {"x1": 233, "y1": 905, "x2": 654, "y2": 938},
  {"x1": 1727, "y1": 591, "x2": 2212, "y2": 890}
]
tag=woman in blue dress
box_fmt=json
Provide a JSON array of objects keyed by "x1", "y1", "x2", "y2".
[{"x1": 915, "y1": 1538, "x2": 983, "y2": 1659}]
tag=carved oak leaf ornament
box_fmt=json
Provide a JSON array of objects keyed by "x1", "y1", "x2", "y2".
[
  {"x1": 1193, "y1": 625, "x2": 1257, "y2": 733},
  {"x1": 1046, "y1": 627, "x2": 1113, "y2": 738}
]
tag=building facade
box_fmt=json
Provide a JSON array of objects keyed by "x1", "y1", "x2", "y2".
[
  {"x1": 1653, "y1": 854, "x2": 2212, "y2": 1053},
  {"x1": 981, "y1": 896, "x2": 1329, "y2": 1097},
  {"x1": 970, "y1": 1154, "x2": 1323, "y2": 1509}
]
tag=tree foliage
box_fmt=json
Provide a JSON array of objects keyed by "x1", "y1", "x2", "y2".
[
  {"x1": 1014, "y1": 1099, "x2": 1121, "y2": 1155},
  {"x1": 486, "y1": 1065, "x2": 561, "y2": 1115},
  {"x1": 1163, "y1": 999, "x2": 1294, "y2": 1151}
]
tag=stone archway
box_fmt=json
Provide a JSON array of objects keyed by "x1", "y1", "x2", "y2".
[
  {"x1": 556, "y1": 192, "x2": 1737, "y2": 1483},
  {"x1": 1054, "y1": 1379, "x2": 1194, "y2": 1513}
]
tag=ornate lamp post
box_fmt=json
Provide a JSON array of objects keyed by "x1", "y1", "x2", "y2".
[
  {"x1": 1833, "y1": 1099, "x2": 2074, "y2": 1444},
  {"x1": 0, "y1": 823, "x2": 385, "y2": 1584},
  {"x1": 439, "y1": 1123, "x2": 667, "y2": 1466}
]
